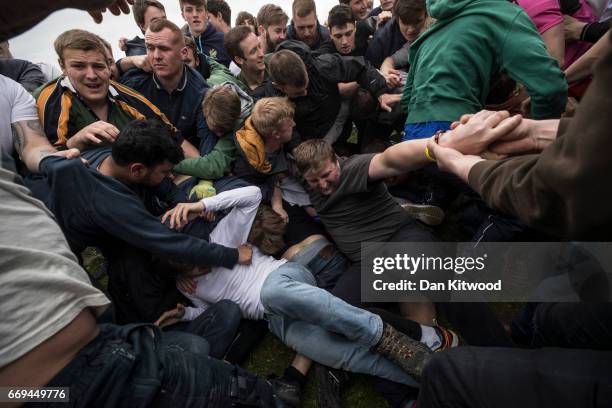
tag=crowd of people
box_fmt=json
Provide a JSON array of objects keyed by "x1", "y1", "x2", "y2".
[{"x1": 1, "y1": 0, "x2": 611, "y2": 407}]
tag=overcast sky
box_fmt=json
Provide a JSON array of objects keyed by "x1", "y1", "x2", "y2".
[{"x1": 9, "y1": 0, "x2": 342, "y2": 69}]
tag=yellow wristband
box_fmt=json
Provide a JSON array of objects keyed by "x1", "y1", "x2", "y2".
[{"x1": 425, "y1": 146, "x2": 436, "y2": 162}]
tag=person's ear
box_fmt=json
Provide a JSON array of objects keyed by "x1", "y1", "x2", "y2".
[
  {"x1": 258, "y1": 25, "x2": 266, "y2": 37},
  {"x1": 129, "y1": 163, "x2": 147, "y2": 178},
  {"x1": 180, "y1": 46, "x2": 188, "y2": 60},
  {"x1": 59, "y1": 58, "x2": 66, "y2": 74},
  {"x1": 234, "y1": 55, "x2": 245, "y2": 67}
]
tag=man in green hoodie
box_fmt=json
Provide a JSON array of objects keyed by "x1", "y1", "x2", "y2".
[{"x1": 400, "y1": 0, "x2": 568, "y2": 141}]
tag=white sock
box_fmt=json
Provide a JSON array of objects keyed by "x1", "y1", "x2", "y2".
[{"x1": 420, "y1": 325, "x2": 441, "y2": 350}]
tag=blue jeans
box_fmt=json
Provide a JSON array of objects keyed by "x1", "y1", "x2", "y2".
[
  {"x1": 165, "y1": 299, "x2": 242, "y2": 359},
  {"x1": 260, "y1": 262, "x2": 418, "y2": 387}
]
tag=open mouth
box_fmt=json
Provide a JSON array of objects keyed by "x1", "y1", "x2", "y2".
[{"x1": 84, "y1": 83, "x2": 102, "y2": 91}]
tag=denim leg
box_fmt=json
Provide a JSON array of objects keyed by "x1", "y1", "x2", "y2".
[
  {"x1": 266, "y1": 314, "x2": 418, "y2": 387},
  {"x1": 168, "y1": 299, "x2": 242, "y2": 359},
  {"x1": 260, "y1": 261, "x2": 383, "y2": 347}
]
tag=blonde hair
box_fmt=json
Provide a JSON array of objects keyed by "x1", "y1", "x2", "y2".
[
  {"x1": 251, "y1": 97, "x2": 295, "y2": 138},
  {"x1": 203, "y1": 86, "x2": 241, "y2": 135},
  {"x1": 248, "y1": 205, "x2": 286, "y2": 255}
]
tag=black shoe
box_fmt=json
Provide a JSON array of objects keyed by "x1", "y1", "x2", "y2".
[
  {"x1": 270, "y1": 377, "x2": 302, "y2": 407},
  {"x1": 315, "y1": 364, "x2": 350, "y2": 408}
]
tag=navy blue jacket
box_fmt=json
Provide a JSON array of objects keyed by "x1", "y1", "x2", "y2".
[
  {"x1": 365, "y1": 17, "x2": 407, "y2": 68},
  {"x1": 120, "y1": 65, "x2": 209, "y2": 147},
  {"x1": 286, "y1": 20, "x2": 330, "y2": 51},
  {"x1": 123, "y1": 36, "x2": 146, "y2": 56},
  {"x1": 39, "y1": 154, "x2": 238, "y2": 269},
  {"x1": 185, "y1": 24, "x2": 231, "y2": 67}
]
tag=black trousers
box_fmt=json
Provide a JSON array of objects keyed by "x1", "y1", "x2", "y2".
[
  {"x1": 35, "y1": 324, "x2": 279, "y2": 408},
  {"x1": 418, "y1": 346, "x2": 612, "y2": 408}
]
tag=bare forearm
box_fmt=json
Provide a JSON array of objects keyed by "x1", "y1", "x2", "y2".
[
  {"x1": 565, "y1": 32, "x2": 610, "y2": 83},
  {"x1": 369, "y1": 138, "x2": 429, "y2": 179},
  {"x1": 12, "y1": 120, "x2": 57, "y2": 172}
]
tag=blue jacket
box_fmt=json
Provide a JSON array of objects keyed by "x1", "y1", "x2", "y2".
[
  {"x1": 119, "y1": 65, "x2": 209, "y2": 147},
  {"x1": 365, "y1": 17, "x2": 407, "y2": 68},
  {"x1": 186, "y1": 24, "x2": 231, "y2": 67}
]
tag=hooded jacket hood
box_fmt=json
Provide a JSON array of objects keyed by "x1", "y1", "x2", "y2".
[
  {"x1": 235, "y1": 117, "x2": 272, "y2": 174},
  {"x1": 426, "y1": 0, "x2": 476, "y2": 19}
]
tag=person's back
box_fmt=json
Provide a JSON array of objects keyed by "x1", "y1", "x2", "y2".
[{"x1": 401, "y1": 0, "x2": 568, "y2": 139}]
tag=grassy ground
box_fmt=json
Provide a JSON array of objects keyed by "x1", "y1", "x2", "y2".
[{"x1": 83, "y1": 246, "x2": 522, "y2": 407}]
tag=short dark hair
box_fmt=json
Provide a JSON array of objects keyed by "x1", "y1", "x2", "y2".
[
  {"x1": 224, "y1": 25, "x2": 253, "y2": 60},
  {"x1": 207, "y1": 0, "x2": 231, "y2": 26},
  {"x1": 235, "y1": 11, "x2": 258, "y2": 28},
  {"x1": 133, "y1": 0, "x2": 165, "y2": 27},
  {"x1": 328, "y1": 4, "x2": 355, "y2": 29},
  {"x1": 112, "y1": 120, "x2": 184, "y2": 167},
  {"x1": 179, "y1": 0, "x2": 207, "y2": 11},
  {"x1": 394, "y1": 0, "x2": 426, "y2": 25},
  {"x1": 268, "y1": 49, "x2": 308, "y2": 87}
]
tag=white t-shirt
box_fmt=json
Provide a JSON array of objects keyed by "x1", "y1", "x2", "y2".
[
  {"x1": 182, "y1": 186, "x2": 287, "y2": 320},
  {"x1": 0, "y1": 147, "x2": 109, "y2": 368},
  {"x1": 0, "y1": 74, "x2": 39, "y2": 157}
]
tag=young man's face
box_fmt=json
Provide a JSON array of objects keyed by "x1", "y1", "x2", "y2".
[
  {"x1": 330, "y1": 23, "x2": 356, "y2": 55},
  {"x1": 398, "y1": 13, "x2": 426, "y2": 42},
  {"x1": 380, "y1": 0, "x2": 395, "y2": 12},
  {"x1": 237, "y1": 32, "x2": 265, "y2": 72},
  {"x1": 60, "y1": 48, "x2": 111, "y2": 107},
  {"x1": 260, "y1": 22, "x2": 287, "y2": 53},
  {"x1": 293, "y1": 11, "x2": 319, "y2": 48},
  {"x1": 183, "y1": 47, "x2": 199, "y2": 69},
  {"x1": 304, "y1": 158, "x2": 341, "y2": 196},
  {"x1": 145, "y1": 28, "x2": 187, "y2": 81},
  {"x1": 181, "y1": 3, "x2": 208, "y2": 36},
  {"x1": 141, "y1": 6, "x2": 166, "y2": 32},
  {"x1": 272, "y1": 117, "x2": 295, "y2": 144},
  {"x1": 350, "y1": 0, "x2": 369, "y2": 21}
]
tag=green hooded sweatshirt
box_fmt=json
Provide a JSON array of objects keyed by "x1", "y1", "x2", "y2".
[{"x1": 401, "y1": 0, "x2": 567, "y2": 124}]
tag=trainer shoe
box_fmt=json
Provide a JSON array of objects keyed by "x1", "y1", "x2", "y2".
[
  {"x1": 401, "y1": 202, "x2": 445, "y2": 226},
  {"x1": 432, "y1": 325, "x2": 460, "y2": 352},
  {"x1": 315, "y1": 364, "x2": 350, "y2": 408},
  {"x1": 372, "y1": 323, "x2": 433, "y2": 381}
]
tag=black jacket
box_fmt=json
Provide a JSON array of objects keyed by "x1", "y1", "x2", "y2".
[
  {"x1": 0, "y1": 58, "x2": 46, "y2": 92},
  {"x1": 365, "y1": 17, "x2": 407, "y2": 68},
  {"x1": 252, "y1": 40, "x2": 387, "y2": 140}
]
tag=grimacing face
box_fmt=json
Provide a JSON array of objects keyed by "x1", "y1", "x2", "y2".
[
  {"x1": 60, "y1": 48, "x2": 111, "y2": 107},
  {"x1": 304, "y1": 158, "x2": 341, "y2": 196}
]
